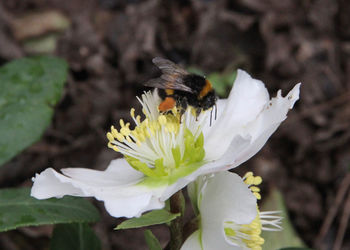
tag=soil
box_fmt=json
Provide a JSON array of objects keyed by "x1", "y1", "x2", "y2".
[{"x1": 0, "y1": 0, "x2": 349, "y2": 249}]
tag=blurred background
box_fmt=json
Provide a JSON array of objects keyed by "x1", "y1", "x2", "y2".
[{"x1": 0, "y1": 0, "x2": 349, "y2": 249}]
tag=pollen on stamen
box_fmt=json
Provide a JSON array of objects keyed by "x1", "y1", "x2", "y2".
[
  {"x1": 107, "y1": 142, "x2": 119, "y2": 152},
  {"x1": 130, "y1": 108, "x2": 135, "y2": 118},
  {"x1": 111, "y1": 126, "x2": 118, "y2": 137},
  {"x1": 120, "y1": 122, "x2": 131, "y2": 136},
  {"x1": 106, "y1": 132, "x2": 114, "y2": 142},
  {"x1": 158, "y1": 115, "x2": 167, "y2": 125}
]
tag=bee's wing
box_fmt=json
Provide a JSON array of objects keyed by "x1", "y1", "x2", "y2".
[
  {"x1": 144, "y1": 57, "x2": 194, "y2": 93},
  {"x1": 152, "y1": 57, "x2": 188, "y2": 75}
]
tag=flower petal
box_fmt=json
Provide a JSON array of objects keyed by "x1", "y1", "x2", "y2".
[
  {"x1": 200, "y1": 82, "x2": 301, "y2": 174},
  {"x1": 199, "y1": 172, "x2": 257, "y2": 250},
  {"x1": 31, "y1": 168, "x2": 87, "y2": 199},
  {"x1": 226, "y1": 82, "x2": 301, "y2": 170},
  {"x1": 204, "y1": 70, "x2": 269, "y2": 161},
  {"x1": 31, "y1": 158, "x2": 166, "y2": 218},
  {"x1": 201, "y1": 98, "x2": 227, "y2": 136},
  {"x1": 61, "y1": 158, "x2": 144, "y2": 186},
  {"x1": 181, "y1": 230, "x2": 202, "y2": 250}
]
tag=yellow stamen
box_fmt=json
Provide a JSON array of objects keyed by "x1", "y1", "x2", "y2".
[
  {"x1": 130, "y1": 108, "x2": 135, "y2": 118},
  {"x1": 111, "y1": 126, "x2": 119, "y2": 137},
  {"x1": 254, "y1": 192, "x2": 261, "y2": 200},
  {"x1": 253, "y1": 176, "x2": 262, "y2": 185},
  {"x1": 106, "y1": 132, "x2": 114, "y2": 142},
  {"x1": 250, "y1": 186, "x2": 260, "y2": 192},
  {"x1": 119, "y1": 119, "x2": 125, "y2": 127}
]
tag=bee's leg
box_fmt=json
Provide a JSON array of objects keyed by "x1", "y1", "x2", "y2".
[
  {"x1": 195, "y1": 108, "x2": 202, "y2": 121},
  {"x1": 178, "y1": 98, "x2": 188, "y2": 123}
]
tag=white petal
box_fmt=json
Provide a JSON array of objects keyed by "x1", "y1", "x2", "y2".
[
  {"x1": 31, "y1": 168, "x2": 87, "y2": 199},
  {"x1": 61, "y1": 158, "x2": 144, "y2": 186},
  {"x1": 103, "y1": 193, "x2": 164, "y2": 218},
  {"x1": 181, "y1": 230, "x2": 202, "y2": 250},
  {"x1": 225, "y1": 70, "x2": 270, "y2": 124},
  {"x1": 200, "y1": 82, "x2": 301, "y2": 174},
  {"x1": 204, "y1": 70, "x2": 269, "y2": 161},
  {"x1": 202, "y1": 98, "x2": 227, "y2": 136},
  {"x1": 31, "y1": 158, "x2": 167, "y2": 218},
  {"x1": 199, "y1": 134, "x2": 251, "y2": 174},
  {"x1": 160, "y1": 170, "x2": 201, "y2": 202},
  {"x1": 227, "y1": 82, "x2": 301, "y2": 170},
  {"x1": 200, "y1": 172, "x2": 257, "y2": 250}
]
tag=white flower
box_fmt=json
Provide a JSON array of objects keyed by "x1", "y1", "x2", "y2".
[
  {"x1": 182, "y1": 171, "x2": 282, "y2": 250},
  {"x1": 31, "y1": 69, "x2": 300, "y2": 218}
]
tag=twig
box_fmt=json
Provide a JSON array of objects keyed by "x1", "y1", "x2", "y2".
[
  {"x1": 332, "y1": 189, "x2": 350, "y2": 250},
  {"x1": 168, "y1": 190, "x2": 184, "y2": 250},
  {"x1": 182, "y1": 216, "x2": 199, "y2": 241},
  {"x1": 314, "y1": 173, "x2": 350, "y2": 249}
]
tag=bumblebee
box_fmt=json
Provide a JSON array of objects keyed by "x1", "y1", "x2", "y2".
[{"x1": 145, "y1": 57, "x2": 217, "y2": 121}]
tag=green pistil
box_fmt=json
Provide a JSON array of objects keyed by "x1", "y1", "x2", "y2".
[
  {"x1": 126, "y1": 129, "x2": 206, "y2": 187},
  {"x1": 224, "y1": 227, "x2": 236, "y2": 237}
]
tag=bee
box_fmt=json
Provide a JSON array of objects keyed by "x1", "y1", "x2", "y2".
[{"x1": 145, "y1": 57, "x2": 217, "y2": 123}]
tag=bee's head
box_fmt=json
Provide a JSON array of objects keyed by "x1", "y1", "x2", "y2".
[{"x1": 201, "y1": 90, "x2": 217, "y2": 110}]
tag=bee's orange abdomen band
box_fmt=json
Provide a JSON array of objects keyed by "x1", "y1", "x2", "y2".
[{"x1": 199, "y1": 80, "x2": 212, "y2": 99}]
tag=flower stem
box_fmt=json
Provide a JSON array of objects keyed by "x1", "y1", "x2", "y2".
[{"x1": 168, "y1": 190, "x2": 185, "y2": 250}]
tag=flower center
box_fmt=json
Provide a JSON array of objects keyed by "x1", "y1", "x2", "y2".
[
  {"x1": 225, "y1": 208, "x2": 265, "y2": 250},
  {"x1": 106, "y1": 91, "x2": 207, "y2": 184},
  {"x1": 224, "y1": 172, "x2": 264, "y2": 250}
]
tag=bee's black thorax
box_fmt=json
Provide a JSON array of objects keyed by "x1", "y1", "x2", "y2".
[
  {"x1": 158, "y1": 73, "x2": 217, "y2": 114},
  {"x1": 183, "y1": 74, "x2": 207, "y2": 94}
]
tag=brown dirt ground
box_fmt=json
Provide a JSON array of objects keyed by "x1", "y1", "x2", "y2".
[{"x1": 0, "y1": 0, "x2": 350, "y2": 249}]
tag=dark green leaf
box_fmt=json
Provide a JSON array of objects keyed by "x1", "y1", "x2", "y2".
[
  {"x1": 50, "y1": 223, "x2": 101, "y2": 250},
  {"x1": 0, "y1": 56, "x2": 68, "y2": 166},
  {"x1": 208, "y1": 70, "x2": 237, "y2": 97},
  {"x1": 0, "y1": 188, "x2": 99, "y2": 232},
  {"x1": 261, "y1": 188, "x2": 306, "y2": 250},
  {"x1": 187, "y1": 66, "x2": 237, "y2": 97},
  {"x1": 144, "y1": 229, "x2": 162, "y2": 250},
  {"x1": 187, "y1": 67, "x2": 205, "y2": 76},
  {"x1": 115, "y1": 209, "x2": 180, "y2": 230}
]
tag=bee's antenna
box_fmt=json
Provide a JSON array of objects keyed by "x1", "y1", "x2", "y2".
[
  {"x1": 214, "y1": 103, "x2": 217, "y2": 120},
  {"x1": 210, "y1": 108, "x2": 213, "y2": 126}
]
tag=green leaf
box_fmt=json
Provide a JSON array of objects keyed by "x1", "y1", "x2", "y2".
[
  {"x1": 208, "y1": 70, "x2": 237, "y2": 97},
  {"x1": 187, "y1": 67, "x2": 205, "y2": 76},
  {"x1": 144, "y1": 229, "x2": 162, "y2": 250},
  {"x1": 50, "y1": 223, "x2": 101, "y2": 250},
  {"x1": 261, "y1": 188, "x2": 306, "y2": 250},
  {"x1": 0, "y1": 56, "x2": 68, "y2": 166},
  {"x1": 115, "y1": 209, "x2": 180, "y2": 230},
  {"x1": 0, "y1": 188, "x2": 99, "y2": 232}
]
